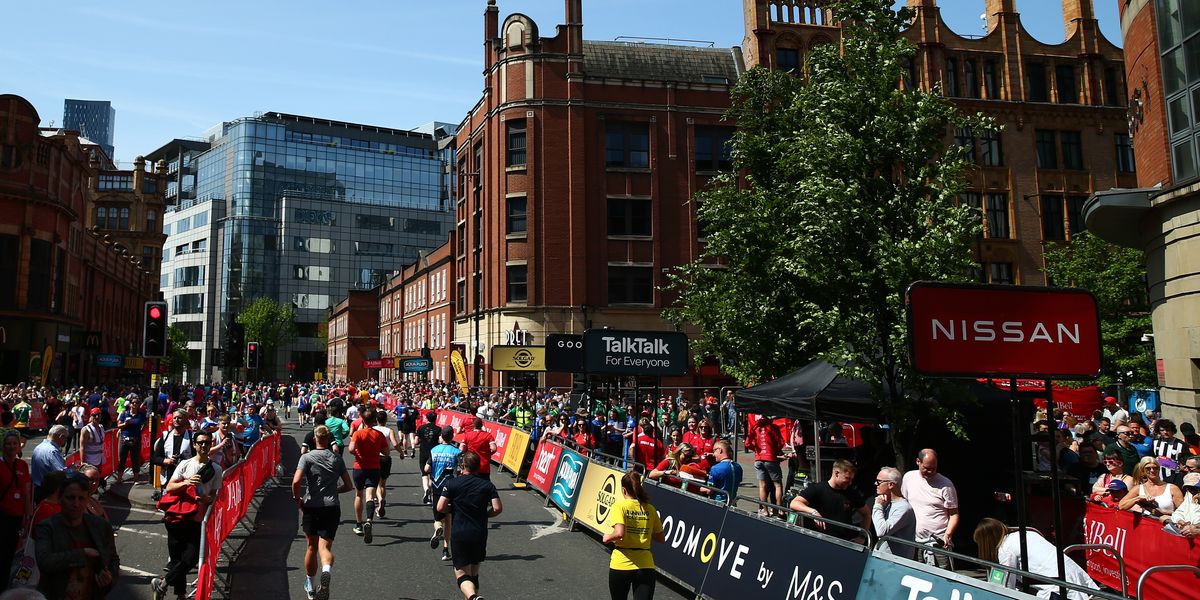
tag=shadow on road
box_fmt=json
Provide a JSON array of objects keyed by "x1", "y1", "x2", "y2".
[{"x1": 226, "y1": 435, "x2": 302, "y2": 599}]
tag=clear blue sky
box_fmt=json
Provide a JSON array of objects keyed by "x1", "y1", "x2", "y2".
[{"x1": 1, "y1": 0, "x2": 1121, "y2": 167}]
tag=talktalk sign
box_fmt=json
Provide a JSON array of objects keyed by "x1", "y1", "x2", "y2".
[{"x1": 906, "y1": 282, "x2": 1102, "y2": 379}]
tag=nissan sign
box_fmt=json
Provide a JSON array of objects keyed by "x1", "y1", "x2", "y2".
[
  {"x1": 583, "y1": 329, "x2": 689, "y2": 376},
  {"x1": 906, "y1": 282, "x2": 1102, "y2": 379}
]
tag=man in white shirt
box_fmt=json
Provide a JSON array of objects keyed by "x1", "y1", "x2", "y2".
[
  {"x1": 1102, "y1": 396, "x2": 1129, "y2": 428},
  {"x1": 873, "y1": 467, "x2": 915, "y2": 560},
  {"x1": 901, "y1": 448, "x2": 959, "y2": 570}
]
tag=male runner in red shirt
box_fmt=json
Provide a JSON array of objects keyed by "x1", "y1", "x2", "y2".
[
  {"x1": 459, "y1": 417, "x2": 498, "y2": 481},
  {"x1": 348, "y1": 407, "x2": 387, "y2": 543}
]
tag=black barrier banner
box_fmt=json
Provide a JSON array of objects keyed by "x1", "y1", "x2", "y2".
[{"x1": 647, "y1": 484, "x2": 869, "y2": 600}]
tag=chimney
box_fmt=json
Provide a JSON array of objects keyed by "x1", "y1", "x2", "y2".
[
  {"x1": 564, "y1": 0, "x2": 583, "y2": 55},
  {"x1": 906, "y1": 0, "x2": 936, "y2": 7},
  {"x1": 1062, "y1": 0, "x2": 1095, "y2": 37},
  {"x1": 485, "y1": 0, "x2": 499, "y2": 70},
  {"x1": 985, "y1": 0, "x2": 1017, "y2": 32}
]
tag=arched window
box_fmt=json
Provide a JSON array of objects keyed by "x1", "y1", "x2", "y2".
[
  {"x1": 96, "y1": 207, "x2": 107, "y2": 229},
  {"x1": 146, "y1": 209, "x2": 157, "y2": 233}
]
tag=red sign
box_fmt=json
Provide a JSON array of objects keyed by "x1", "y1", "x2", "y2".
[
  {"x1": 907, "y1": 283, "x2": 1102, "y2": 379},
  {"x1": 1083, "y1": 503, "x2": 1200, "y2": 599},
  {"x1": 362, "y1": 359, "x2": 389, "y2": 369},
  {"x1": 527, "y1": 438, "x2": 564, "y2": 495}
]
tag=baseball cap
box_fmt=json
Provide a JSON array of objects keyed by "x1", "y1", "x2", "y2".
[
  {"x1": 1106, "y1": 480, "x2": 1128, "y2": 491},
  {"x1": 1104, "y1": 396, "x2": 1118, "y2": 404},
  {"x1": 89, "y1": 408, "x2": 102, "y2": 416},
  {"x1": 1184, "y1": 473, "x2": 1200, "y2": 489}
]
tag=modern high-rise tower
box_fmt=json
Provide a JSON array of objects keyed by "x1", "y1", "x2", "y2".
[{"x1": 62, "y1": 99, "x2": 116, "y2": 161}]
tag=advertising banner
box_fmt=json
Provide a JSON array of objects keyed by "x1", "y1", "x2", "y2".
[
  {"x1": 491, "y1": 345, "x2": 546, "y2": 371},
  {"x1": 436, "y1": 410, "x2": 471, "y2": 433},
  {"x1": 906, "y1": 283, "x2": 1102, "y2": 379},
  {"x1": 398, "y1": 357, "x2": 433, "y2": 373},
  {"x1": 96, "y1": 354, "x2": 123, "y2": 368},
  {"x1": 583, "y1": 329, "x2": 690, "y2": 376},
  {"x1": 549, "y1": 448, "x2": 588, "y2": 515},
  {"x1": 361, "y1": 359, "x2": 389, "y2": 369},
  {"x1": 1083, "y1": 503, "x2": 1197, "y2": 599},
  {"x1": 450, "y1": 350, "x2": 470, "y2": 391},
  {"x1": 501, "y1": 426, "x2": 531, "y2": 474},
  {"x1": 528, "y1": 439, "x2": 564, "y2": 495},
  {"x1": 854, "y1": 555, "x2": 1017, "y2": 600},
  {"x1": 477, "y1": 421, "x2": 511, "y2": 466},
  {"x1": 647, "y1": 484, "x2": 869, "y2": 599},
  {"x1": 572, "y1": 459, "x2": 626, "y2": 533},
  {"x1": 545, "y1": 334, "x2": 584, "y2": 373}
]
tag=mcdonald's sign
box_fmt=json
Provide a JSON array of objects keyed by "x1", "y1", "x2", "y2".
[{"x1": 83, "y1": 331, "x2": 101, "y2": 350}]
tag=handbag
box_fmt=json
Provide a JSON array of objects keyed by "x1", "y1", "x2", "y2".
[
  {"x1": 157, "y1": 486, "x2": 201, "y2": 523},
  {"x1": 9, "y1": 505, "x2": 41, "y2": 589}
]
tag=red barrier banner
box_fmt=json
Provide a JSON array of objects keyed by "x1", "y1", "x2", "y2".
[
  {"x1": 477, "y1": 422, "x2": 511, "y2": 466},
  {"x1": 527, "y1": 438, "x2": 564, "y2": 495},
  {"x1": 1083, "y1": 503, "x2": 1200, "y2": 598},
  {"x1": 195, "y1": 433, "x2": 282, "y2": 600},
  {"x1": 436, "y1": 410, "x2": 471, "y2": 432}
]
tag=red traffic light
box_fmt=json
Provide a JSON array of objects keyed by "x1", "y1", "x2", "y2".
[
  {"x1": 248, "y1": 344, "x2": 257, "y2": 351},
  {"x1": 149, "y1": 306, "x2": 162, "y2": 320}
]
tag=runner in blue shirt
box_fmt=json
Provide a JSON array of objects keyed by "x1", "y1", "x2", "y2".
[{"x1": 426, "y1": 426, "x2": 462, "y2": 562}]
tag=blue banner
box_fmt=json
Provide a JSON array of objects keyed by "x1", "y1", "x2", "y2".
[
  {"x1": 96, "y1": 353, "x2": 123, "y2": 368},
  {"x1": 855, "y1": 555, "x2": 1021, "y2": 600},
  {"x1": 550, "y1": 448, "x2": 587, "y2": 514}
]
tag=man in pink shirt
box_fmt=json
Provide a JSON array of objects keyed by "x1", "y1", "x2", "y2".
[{"x1": 900, "y1": 448, "x2": 959, "y2": 569}]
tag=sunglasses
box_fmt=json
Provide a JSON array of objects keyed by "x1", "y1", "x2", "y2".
[{"x1": 874, "y1": 479, "x2": 894, "y2": 485}]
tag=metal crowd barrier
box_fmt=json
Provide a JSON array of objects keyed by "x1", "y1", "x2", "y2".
[
  {"x1": 1062, "y1": 543, "x2": 1127, "y2": 597},
  {"x1": 733, "y1": 494, "x2": 873, "y2": 546},
  {"x1": 877, "y1": 536, "x2": 1127, "y2": 600},
  {"x1": 1136, "y1": 565, "x2": 1200, "y2": 600}
]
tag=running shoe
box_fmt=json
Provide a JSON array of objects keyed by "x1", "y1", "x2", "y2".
[
  {"x1": 304, "y1": 578, "x2": 316, "y2": 600},
  {"x1": 150, "y1": 577, "x2": 166, "y2": 600},
  {"x1": 353, "y1": 524, "x2": 363, "y2": 536},
  {"x1": 316, "y1": 571, "x2": 331, "y2": 600},
  {"x1": 430, "y1": 529, "x2": 441, "y2": 548},
  {"x1": 441, "y1": 549, "x2": 452, "y2": 561},
  {"x1": 363, "y1": 520, "x2": 373, "y2": 544},
  {"x1": 378, "y1": 502, "x2": 386, "y2": 518},
  {"x1": 423, "y1": 489, "x2": 431, "y2": 504}
]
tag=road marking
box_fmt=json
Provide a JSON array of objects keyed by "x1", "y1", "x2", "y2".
[
  {"x1": 104, "y1": 504, "x2": 162, "y2": 517},
  {"x1": 121, "y1": 565, "x2": 158, "y2": 577},
  {"x1": 530, "y1": 506, "x2": 569, "y2": 540},
  {"x1": 118, "y1": 526, "x2": 168, "y2": 539}
]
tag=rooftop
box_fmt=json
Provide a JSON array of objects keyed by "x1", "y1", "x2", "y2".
[{"x1": 582, "y1": 41, "x2": 741, "y2": 85}]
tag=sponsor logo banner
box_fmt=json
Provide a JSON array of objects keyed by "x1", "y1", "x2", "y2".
[
  {"x1": 362, "y1": 359, "x2": 389, "y2": 369},
  {"x1": 906, "y1": 282, "x2": 1101, "y2": 379},
  {"x1": 853, "y1": 555, "x2": 1014, "y2": 600},
  {"x1": 398, "y1": 357, "x2": 432, "y2": 373},
  {"x1": 583, "y1": 329, "x2": 690, "y2": 376},
  {"x1": 96, "y1": 354, "x2": 123, "y2": 368},
  {"x1": 491, "y1": 345, "x2": 546, "y2": 371},
  {"x1": 450, "y1": 350, "x2": 470, "y2": 391},
  {"x1": 647, "y1": 483, "x2": 868, "y2": 600},
  {"x1": 549, "y1": 449, "x2": 587, "y2": 515},
  {"x1": 572, "y1": 459, "x2": 625, "y2": 533},
  {"x1": 501, "y1": 426, "x2": 531, "y2": 474},
  {"x1": 1083, "y1": 503, "x2": 1187, "y2": 599},
  {"x1": 528, "y1": 439, "x2": 564, "y2": 495},
  {"x1": 545, "y1": 334, "x2": 584, "y2": 373}
]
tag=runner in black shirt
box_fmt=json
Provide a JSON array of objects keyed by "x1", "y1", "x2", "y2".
[
  {"x1": 416, "y1": 412, "x2": 443, "y2": 504},
  {"x1": 437, "y1": 451, "x2": 502, "y2": 600}
]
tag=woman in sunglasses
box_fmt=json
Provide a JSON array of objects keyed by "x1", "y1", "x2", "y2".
[{"x1": 1091, "y1": 450, "x2": 1134, "y2": 502}]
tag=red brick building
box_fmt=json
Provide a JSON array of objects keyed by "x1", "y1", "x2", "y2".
[
  {"x1": 0, "y1": 94, "x2": 160, "y2": 385},
  {"x1": 326, "y1": 289, "x2": 379, "y2": 383},
  {"x1": 377, "y1": 238, "x2": 455, "y2": 384},
  {"x1": 744, "y1": 0, "x2": 1135, "y2": 285}
]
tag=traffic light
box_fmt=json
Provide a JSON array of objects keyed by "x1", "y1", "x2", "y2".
[
  {"x1": 246, "y1": 342, "x2": 261, "y2": 370},
  {"x1": 569, "y1": 372, "x2": 588, "y2": 413},
  {"x1": 142, "y1": 301, "x2": 168, "y2": 358}
]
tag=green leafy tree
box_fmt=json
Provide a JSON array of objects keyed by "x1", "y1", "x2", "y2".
[
  {"x1": 163, "y1": 325, "x2": 191, "y2": 377},
  {"x1": 667, "y1": 0, "x2": 986, "y2": 461},
  {"x1": 1042, "y1": 231, "x2": 1154, "y2": 388},
  {"x1": 235, "y1": 297, "x2": 297, "y2": 379}
]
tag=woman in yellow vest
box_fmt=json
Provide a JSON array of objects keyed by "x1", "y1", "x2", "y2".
[{"x1": 602, "y1": 470, "x2": 665, "y2": 600}]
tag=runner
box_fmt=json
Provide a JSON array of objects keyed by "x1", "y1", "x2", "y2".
[
  {"x1": 427, "y1": 426, "x2": 461, "y2": 561},
  {"x1": 405, "y1": 400, "x2": 421, "y2": 457},
  {"x1": 297, "y1": 389, "x2": 311, "y2": 427},
  {"x1": 281, "y1": 384, "x2": 293, "y2": 421},
  {"x1": 415, "y1": 412, "x2": 443, "y2": 504},
  {"x1": 347, "y1": 407, "x2": 386, "y2": 543},
  {"x1": 437, "y1": 450, "x2": 502, "y2": 600},
  {"x1": 371, "y1": 410, "x2": 402, "y2": 519},
  {"x1": 602, "y1": 470, "x2": 665, "y2": 600},
  {"x1": 292, "y1": 425, "x2": 352, "y2": 600},
  {"x1": 459, "y1": 417, "x2": 497, "y2": 481}
]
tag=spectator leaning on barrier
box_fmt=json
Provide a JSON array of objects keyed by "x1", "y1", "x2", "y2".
[
  {"x1": 973, "y1": 517, "x2": 1098, "y2": 600},
  {"x1": 1091, "y1": 451, "x2": 1135, "y2": 502},
  {"x1": 872, "y1": 467, "x2": 916, "y2": 560},
  {"x1": 705, "y1": 440, "x2": 742, "y2": 505},
  {"x1": 1118, "y1": 455, "x2": 1182, "y2": 522},
  {"x1": 901, "y1": 449, "x2": 959, "y2": 570},
  {"x1": 31, "y1": 425, "x2": 69, "y2": 502},
  {"x1": 790, "y1": 458, "x2": 868, "y2": 541}
]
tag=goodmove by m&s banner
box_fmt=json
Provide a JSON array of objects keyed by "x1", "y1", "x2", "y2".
[
  {"x1": 501, "y1": 427, "x2": 531, "y2": 474},
  {"x1": 528, "y1": 439, "x2": 565, "y2": 496},
  {"x1": 647, "y1": 483, "x2": 869, "y2": 600},
  {"x1": 549, "y1": 448, "x2": 587, "y2": 515},
  {"x1": 572, "y1": 459, "x2": 626, "y2": 534}
]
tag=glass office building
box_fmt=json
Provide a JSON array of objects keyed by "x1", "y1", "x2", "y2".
[
  {"x1": 62, "y1": 99, "x2": 115, "y2": 160},
  {"x1": 153, "y1": 112, "x2": 453, "y2": 382}
]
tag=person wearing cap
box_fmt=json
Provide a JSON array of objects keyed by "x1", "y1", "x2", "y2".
[
  {"x1": 80, "y1": 407, "x2": 106, "y2": 471},
  {"x1": 1169, "y1": 473, "x2": 1200, "y2": 536},
  {"x1": 1102, "y1": 396, "x2": 1129, "y2": 428}
]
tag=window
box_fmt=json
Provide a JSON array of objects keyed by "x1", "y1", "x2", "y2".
[
  {"x1": 776, "y1": 48, "x2": 800, "y2": 73},
  {"x1": 26, "y1": 239, "x2": 51, "y2": 311},
  {"x1": 981, "y1": 130, "x2": 1003, "y2": 166},
  {"x1": 985, "y1": 193, "x2": 1010, "y2": 239},
  {"x1": 507, "y1": 264, "x2": 528, "y2": 303},
  {"x1": 142, "y1": 178, "x2": 157, "y2": 194},
  {"x1": 605, "y1": 122, "x2": 650, "y2": 168},
  {"x1": 1104, "y1": 66, "x2": 1123, "y2": 106},
  {"x1": 473, "y1": 211, "x2": 482, "y2": 250},
  {"x1": 608, "y1": 198, "x2": 652, "y2": 236},
  {"x1": 1027, "y1": 62, "x2": 1048, "y2": 102},
  {"x1": 0, "y1": 145, "x2": 19, "y2": 169},
  {"x1": 191, "y1": 239, "x2": 207, "y2": 252},
  {"x1": 1035, "y1": 130, "x2": 1058, "y2": 169},
  {"x1": 959, "y1": 192, "x2": 982, "y2": 228},
  {"x1": 355, "y1": 214, "x2": 395, "y2": 230},
  {"x1": 1067, "y1": 195, "x2": 1087, "y2": 235},
  {"x1": 964, "y1": 59, "x2": 979, "y2": 98},
  {"x1": 173, "y1": 293, "x2": 204, "y2": 315},
  {"x1": 954, "y1": 128, "x2": 976, "y2": 163},
  {"x1": 174, "y1": 266, "x2": 205, "y2": 287},
  {"x1": 456, "y1": 280, "x2": 466, "y2": 314},
  {"x1": 506, "y1": 197, "x2": 527, "y2": 234},
  {"x1": 295, "y1": 237, "x2": 334, "y2": 253},
  {"x1": 984, "y1": 60, "x2": 1000, "y2": 99},
  {"x1": 1041, "y1": 195, "x2": 1066, "y2": 241},
  {"x1": 96, "y1": 207, "x2": 107, "y2": 229},
  {"x1": 118, "y1": 208, "x2": 130, "y2": 230},
  {"x1": 1158, "y1": 0, "x2": 1200, "y2": 181},
  {"x1": 506, "y1": 119, "x2": 527, "y2": 167},
  {"x1": 988, "y1": 263, "x2": 1014, "y2": 284},
  {"x1": 97, "y1": 174, "x2": 133, "y2": 191},
  {"x1": 1056, "y1": 65, "x2": 1079, "y2": 104},
  {"x1": 608, "y1": 266, "x2": 653, "y2": 304},
  {"x1": 695, "y1": 126, "x2": 734, "y2": 172},
  {"x1": 945, "y1": 57, "x2": 960, "y2": 96},
  {"x1": 1061, "y1": 131, "x2": 1083, "y2": 169},
  {"x1": 1116, "y1": 133, "x2": 1136, "y2": 172},
  {"x1": 294, "y1": 266, "x2": 332, "y2": 281},
  {"x1": 146, "y1": 210, "x2": 157, "y2": 233}
]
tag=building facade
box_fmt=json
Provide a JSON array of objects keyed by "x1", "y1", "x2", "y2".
[
  {"x1": 151, "y1": 112, "x2": 454, "y2": 383},
  {"x1": 88, "y1": 155, "x2": 168, "y2": 283},
  {"x1": 0, "y1": 94, "x2": 158, "y2": 385},
  {"x1": 326, "y1": 290, "x2": 380, "y2": 383},
  {"x1": 373, "y1": 237, "x2": 456, "y2": 385},
  {"x1": 1085, "y1": 0, "x2": 1200, "y2": 422},
  {"x1": 743, "y1": 0, "x2": 1136, "y2": 285},
  {"x1": 62, "y1": 99, "x2": 115, "y2": 161},
  {"x1": 446, "y1": 0, "x2": 741, "y2": 389}
]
